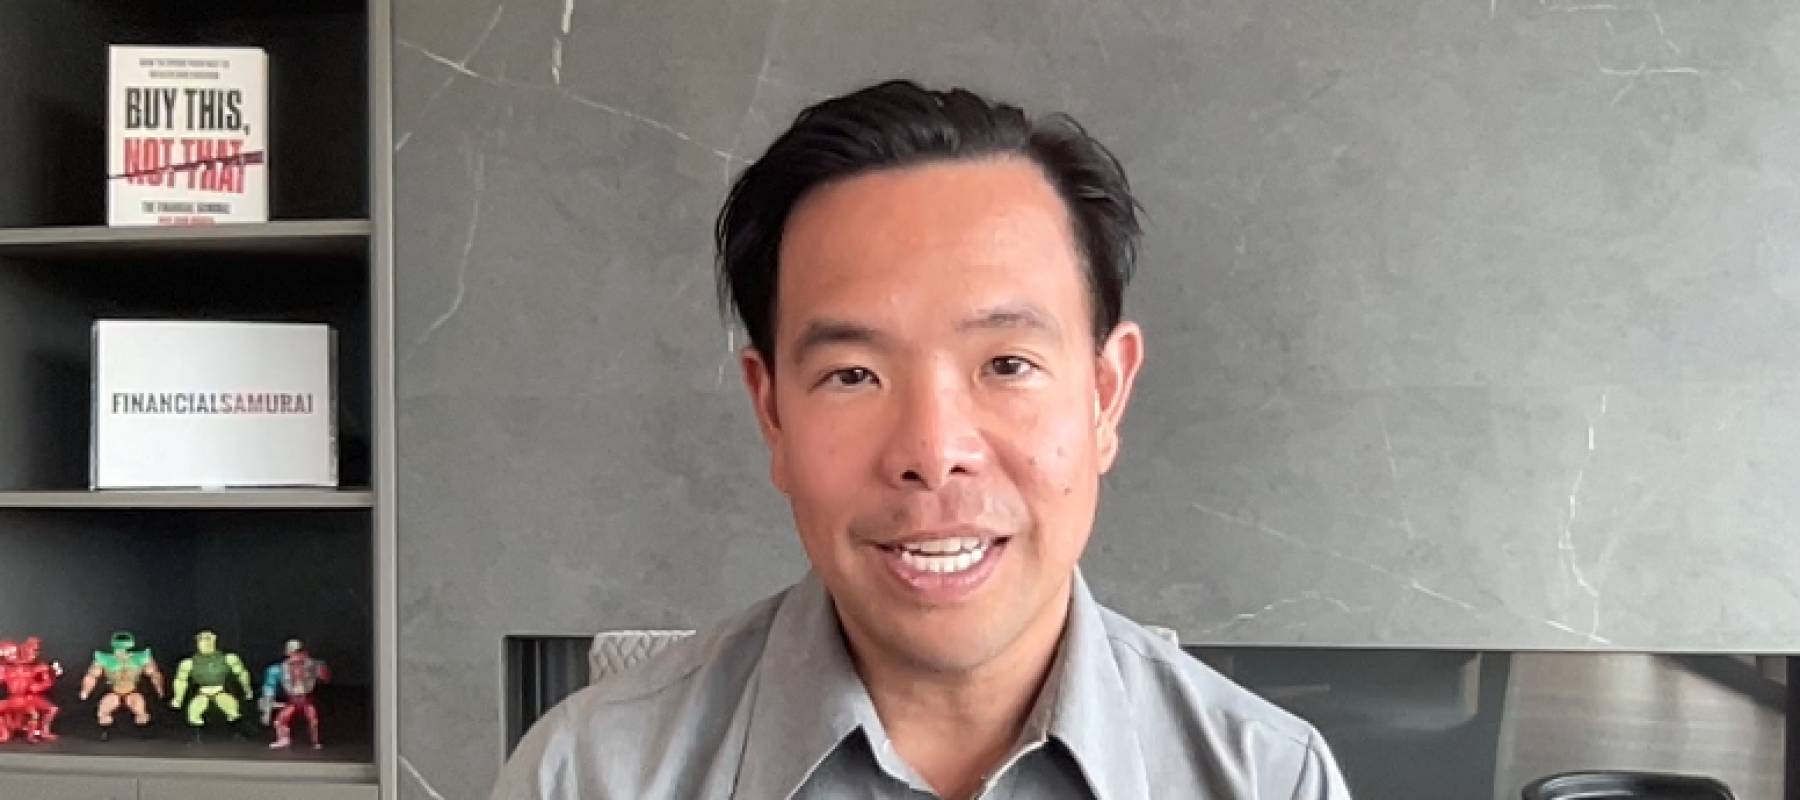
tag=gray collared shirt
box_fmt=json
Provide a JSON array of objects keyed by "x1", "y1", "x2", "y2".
[{"x1": 493, "y1": 571, "x2": 1352, "y2": 799}]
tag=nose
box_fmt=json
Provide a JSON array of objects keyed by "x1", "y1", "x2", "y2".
[{"x1": 881, "y1": 372, "x2": 986, "y2": 491}]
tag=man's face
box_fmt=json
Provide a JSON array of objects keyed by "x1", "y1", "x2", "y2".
[{"x1": 742, "y1": 156, "x2": 1143, "y2": 674}]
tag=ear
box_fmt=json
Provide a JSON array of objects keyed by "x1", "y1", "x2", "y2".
[
  {"x1": 740, "y1": 346, "x2": 790, "y2": 493},
  {"x1": 1093, "y1": 320, "x2": 1145, "y2": 474}
]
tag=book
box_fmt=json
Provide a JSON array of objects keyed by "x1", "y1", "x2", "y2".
[
  {"x1": 107, "y1": 45, "x2": 269, "y2": 226},
  {"x1": 92, "y1": 320, "x2": 337, "y2": 489}
]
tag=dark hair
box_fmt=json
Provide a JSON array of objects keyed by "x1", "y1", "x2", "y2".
[{"x1": 714, "y1": 79, "x2": 1142, "y2": 363}]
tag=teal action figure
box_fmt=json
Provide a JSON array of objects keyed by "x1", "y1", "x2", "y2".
[
  {"x1": 170, "y1": 630, "x2": 254, "y2": 741},
  {"x1": 78, "y1": 631, "x2": 165, "y2": 740}
]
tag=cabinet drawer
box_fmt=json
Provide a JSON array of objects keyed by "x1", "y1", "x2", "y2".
[
  {"x1": 0, "y1": 773, "x2": 137, "y2": 800},
  {"x1": 140, "y1": 778, "x2": 377, "y2": 800}
]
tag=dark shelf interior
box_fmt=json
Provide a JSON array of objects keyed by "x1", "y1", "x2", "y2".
[
  {"x1": 0, "y1": 686, "x2": 374, "y2": 775},
  {"x1": 108, "y1": 0, "x2": 371, "y2": 20},
  {"x1": 0, "y1": 1, "x2": 368, "y2": 228},
  {"x1": 0, "y1": 509, "x2": 375, "y2": 690},
  {"x1": 0, "y1": 254, "x2": 371, "y2": 490}
]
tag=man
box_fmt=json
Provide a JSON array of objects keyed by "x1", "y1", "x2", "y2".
[{"x1": 494, "y1": 80, "x2": 1351, "y2": 799}]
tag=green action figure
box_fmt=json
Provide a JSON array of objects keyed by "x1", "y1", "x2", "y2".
[{"x1": 170, "y1": 630, "x2": 254, "y2": 741}]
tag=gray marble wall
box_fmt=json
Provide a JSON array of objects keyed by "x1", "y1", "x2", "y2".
[{"x1": 391, "y1": 0, "x2": 1800, "y2": 795}]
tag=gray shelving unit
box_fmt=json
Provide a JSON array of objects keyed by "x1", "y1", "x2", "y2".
[
  {"x1": 0, "y1": 0, "x2": 395, "y2": 797},
  {"x1": 0, "y1": 751, "x2": 378, "y2": 783},
  {"x1": 0, "y1": 490, "x2": 376, "y2": 510},
  {"x1": 0, "y1": 220, "x2": 373, "y2": 260}
]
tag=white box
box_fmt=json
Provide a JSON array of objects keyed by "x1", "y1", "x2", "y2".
[
  {"x1": 108, "y1": 45, "x2": 269, "y2": 226},
  {"x1": 92, "y1": 321, "x2": 337, "y2": 489}
]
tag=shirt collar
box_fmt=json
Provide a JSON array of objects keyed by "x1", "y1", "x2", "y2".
[
  {"x1": 1030, "y1": 569, "x2": 1151, "y2": 800},
  {"x1": 733, "y1": 570, "x2": 1149, "y2": 800},
  {"x1": 733, "y1": 572, "x2": 915, "y2": 798}
]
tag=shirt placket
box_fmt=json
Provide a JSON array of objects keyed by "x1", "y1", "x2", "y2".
[{"x1": 971, "y1": 740, "x2": 1045, "y2": 800}]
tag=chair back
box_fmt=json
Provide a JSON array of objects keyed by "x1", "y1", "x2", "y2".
[
  {"x1": 1522, "y1": 771, "x2": 1735, "y2": 800},
  {"x1": 588, "y1": 630, "x2": 696, "y2": 685}
]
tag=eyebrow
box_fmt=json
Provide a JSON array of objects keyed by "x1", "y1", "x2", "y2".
[
  {"x1": 789, "y1": 318, "x2": 888, "y2": 366},
  {"x1": 787, "y1": 303, "x2": 1063, "y2": 365},
  {"x1": 955, "y1": 303, "x2": 1062, "y2": 338}
]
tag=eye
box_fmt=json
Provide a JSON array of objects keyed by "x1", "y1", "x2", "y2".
[
  {"x1": 820, "y1": 366, "x2": 879, "y2": 389},
  {"x1": 986, "y1": 355, "x2": 1039, "y2": 379}
]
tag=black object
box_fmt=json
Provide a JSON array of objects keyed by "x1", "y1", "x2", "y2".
[
  {"x1": 1788, "y1": 658, "x2": 1798, "y2": 800},
  {"x1": 502, "y1": 635, "x2": 592, "y2": 757},
  {"x1": 1522, "y1": 771, "x2": 1734, "y2": 800}
]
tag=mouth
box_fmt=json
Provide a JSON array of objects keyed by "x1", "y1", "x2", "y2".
[
  {"x1": 870, "y1": 533, "x2": 1012, "y2": 601},
  {"x1": 877, "y1": 535, "x2": 1005, "y2": 572}
]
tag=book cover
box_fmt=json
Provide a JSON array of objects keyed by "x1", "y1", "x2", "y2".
[
  {"x1": 107, "y1": 45, "x2": 269, "y2": 226},
  {"x1": 92, "y1": 320, "x2": 337, "y2": 489}
]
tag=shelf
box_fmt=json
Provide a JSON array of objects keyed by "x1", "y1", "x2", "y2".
[
  {"x1": 0, "y1": 747, "x2": 375, "y2": 784},
  {"x1": 0, "y1": 688, "x2": 375, "y2": 781},
  {"x1": 0, "y1": 489, "x2": 374, "y2": 509},
  {"x1": 0, "y1": 220, "x2": 370, "y2": 260}
]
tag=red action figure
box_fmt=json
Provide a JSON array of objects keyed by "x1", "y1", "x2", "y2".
[
  {"x1": 261, "y1": 639, "x2": 330, "y2": 749},
  {"x1": 0, "y1": 637, "x2": 62, "y2": 743}
]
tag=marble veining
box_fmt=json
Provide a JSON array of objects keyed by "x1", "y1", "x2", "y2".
[{"x1": 391, "y1": 0, "x2": 1800, "y2": 794}]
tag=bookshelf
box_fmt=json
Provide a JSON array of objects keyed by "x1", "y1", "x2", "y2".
[
  {"x1": 0, "y1": 220, "x2": 372, "y2": 260},
  {"x1": 0, "y1": 0, "x2": 393, "y2": 797},
  {"x1": 0, "y1": 490, "x2": 376, "y2": 510}
]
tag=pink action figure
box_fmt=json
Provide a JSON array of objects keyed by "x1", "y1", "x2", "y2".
[{"x1": 0, "y1": 637, "x2": 62, "y2": 743}]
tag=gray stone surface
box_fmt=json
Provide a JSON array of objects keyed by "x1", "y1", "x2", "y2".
[{"x1": 391, "y1": 0, "x2": 1800, "y2": 795}]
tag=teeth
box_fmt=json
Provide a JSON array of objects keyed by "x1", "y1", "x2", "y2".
[
  {"x1": 904, "y1": 536, "x2": 982, "y2": 554},
  {"x1": 897, "y1": 542, "x2": 990, "y2": 574}
]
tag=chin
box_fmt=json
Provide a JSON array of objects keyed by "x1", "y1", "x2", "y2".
[
  {"x1": 873, "y1": 610, "x2": 1020, "y2": 674},
  {"x1": 885, "y1": 637, "x2": 998, "y2": 675}
]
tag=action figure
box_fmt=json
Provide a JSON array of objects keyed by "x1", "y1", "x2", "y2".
[
  {"x1": 0, "y1": 639, "x2": 15, "y2": 740},
  {"x1": 171, "y1": 630, "x2": 255, "y2": 742},
  {"x1": 0, "y1": 637, "x2": 62, "y2": 742},
  {"x1": 0, "y1": 639, "x2": 18, "y2": 741},
  {"x1": 261, "y1": 639, "x2": 330, "y2": 749},
  {"x1": 79, "y1": 631, "x2": 165, "y2": 740}
]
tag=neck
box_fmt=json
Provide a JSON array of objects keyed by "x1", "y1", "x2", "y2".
[{"x1": 843, "y1": 577, "x2": 1074, "y2": 800}]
